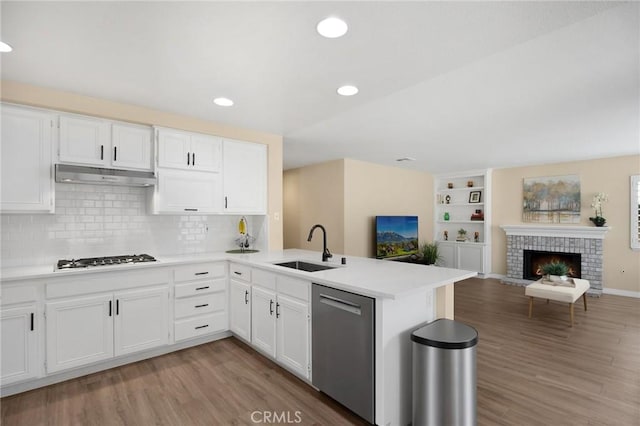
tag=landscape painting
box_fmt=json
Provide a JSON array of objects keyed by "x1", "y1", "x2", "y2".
[
  {"x1": 375, "y1": 216, "x2": 419, "y2": 259},
  {"x1": 523, "y1": 175, "x2": 580, "y2": 223}
]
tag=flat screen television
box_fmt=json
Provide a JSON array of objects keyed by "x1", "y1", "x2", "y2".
[{"x1": 375, "y1": 215, "x2": 419, "y2": 259}]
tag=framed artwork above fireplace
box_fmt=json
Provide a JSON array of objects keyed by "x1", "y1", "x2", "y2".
[{"x1": 522, "y1": 174, "x2": 580, "y2": 224}]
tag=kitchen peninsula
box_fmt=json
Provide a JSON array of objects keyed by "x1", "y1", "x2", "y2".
[{"x1": 1, "y1": 249, "x2": 476, "y2": 425}]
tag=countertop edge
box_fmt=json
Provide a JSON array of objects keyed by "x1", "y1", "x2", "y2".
[{"x1": 1, "y1": 250, "x2": 477, "y2": 299}]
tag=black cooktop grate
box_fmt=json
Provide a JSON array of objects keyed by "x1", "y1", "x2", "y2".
[{"x1": 57, "y1": 254, "x2": 156, "y2": 269}]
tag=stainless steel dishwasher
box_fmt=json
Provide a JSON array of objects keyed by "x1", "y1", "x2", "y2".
[{"x1": 312, "y1": 283, "x2": 375, "y2": 424}]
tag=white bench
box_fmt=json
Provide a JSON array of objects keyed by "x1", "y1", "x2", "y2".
[{"x1": 525, "y1": 278, "x2": 590, "y2": 327}]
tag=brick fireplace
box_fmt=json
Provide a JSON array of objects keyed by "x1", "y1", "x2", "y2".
[{"x1": 501, "y1": 225, "x2": 610, "y2": 295}]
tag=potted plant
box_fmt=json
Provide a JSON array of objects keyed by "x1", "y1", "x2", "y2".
[
  {"x1": 589, "y1": 192, "x2": 608, "y2": 227},
  {"x1": 456, "y1": 228, "x2": 467, "y2": 242},
  {"x1": 540, "y1": 260, "x2": 570, "y2": 281},
  {"x1": 419, "y1": 242, "x2": 441, "y2": 265}
]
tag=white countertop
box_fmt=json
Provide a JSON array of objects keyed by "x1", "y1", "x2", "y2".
[{"x1": 1, "y1": 249, "x2": 477, "y2": 299}]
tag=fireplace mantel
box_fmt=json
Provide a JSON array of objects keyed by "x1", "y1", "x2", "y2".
[{"x1": 501, "y1": 225, "x2": 611, "y2": 239}]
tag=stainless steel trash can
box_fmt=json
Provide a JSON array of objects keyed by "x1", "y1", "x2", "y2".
[{"x1": 412, "y1": 318, "x2": 478, "y2": 426}]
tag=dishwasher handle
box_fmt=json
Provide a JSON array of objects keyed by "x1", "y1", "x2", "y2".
[{"x1": 319, "y1": 293, "x2": 362, "y2": 315}]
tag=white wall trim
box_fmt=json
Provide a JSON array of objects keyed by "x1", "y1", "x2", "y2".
[
  {"x1": 603, "y1": 288, "x2": 640, "y2": 298},
  {"x1": 500, "y1": 225, "x2": 611, "y2": 239}
]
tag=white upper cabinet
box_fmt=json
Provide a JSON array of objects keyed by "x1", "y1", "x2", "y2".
[
  {"x1": 1, "y1": 104, "x2": 55, "y2": 213},
  {"x1": 153, "y1": 168, "x2": 223, "y2": 214},
  {"x1": 59, "y1": 115, "x2": 110, "y2": 166},
  {"x1": 223, "y1": 139, "x2": 267, "y2": 214},
  {"x1": 156, "y1": 127, "x2": 221, "y2": 172},
  {"x1": 59, "y1": 114, "x2": 152, "y2": 171},
  {"x1": 111, "y1": 123, "x2": 153, "y2": 170}
]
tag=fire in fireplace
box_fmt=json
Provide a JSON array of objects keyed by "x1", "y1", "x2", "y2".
[{"x1": 523, "y1": 250, "x2": 581, "y2": 280}]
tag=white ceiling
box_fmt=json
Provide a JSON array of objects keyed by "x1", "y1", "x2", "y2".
[{"x1": 1, "y1": 1, "x2": 638, "y2": 173}]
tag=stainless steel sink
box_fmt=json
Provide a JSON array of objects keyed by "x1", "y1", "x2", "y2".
[{"x1": 274, "y1": 260, "x2": 336, "y2": 272}]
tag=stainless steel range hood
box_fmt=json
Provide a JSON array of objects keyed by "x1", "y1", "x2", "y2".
[{"x1": 55, "y1": 164, "x2": 156, "y2": 187}]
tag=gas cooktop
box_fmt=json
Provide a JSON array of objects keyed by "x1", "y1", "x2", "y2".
[{"x1": 56, "y1": 254, "x2": 156, "y2": 270}]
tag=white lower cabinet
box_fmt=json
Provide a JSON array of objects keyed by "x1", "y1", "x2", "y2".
[
  {"x1": 114, "y1": 287, "x2": 169, "y2": 356},
  {"x1": 275, "y1": 294, "x2": 309, "y2": 378},
  {"x1": 251, "y1": 286, "x2": 277, "y2": 357},
  {"x1": 438, "y1": 242, "x2": 486, "y2": 274},
  {"x1": 1, "y1": 304, "x2": 39, "y2": 385},
  {"x1": 46, "y1": 287, "x2": 169, "y2": 373},
  {"x1": 250, "y1": 269, "x2": 310, "y2": 380},
  {"x1": 229, "y1": 279, "x2": 252, "y2": 342},
  {"x1": 173, "y1": 263, "x2": 228, "y2": 343}
]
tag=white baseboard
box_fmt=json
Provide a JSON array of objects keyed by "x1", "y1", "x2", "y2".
[
  {"x1": 485, "y1": 273, "x2": 506, "y2": 280},
  {"x1": 603, "y1": 288, "x2": 640, "y2": 298}
]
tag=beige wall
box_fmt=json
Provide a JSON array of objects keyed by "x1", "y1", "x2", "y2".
[
  {"x1": 1, "y1": 80, "x2": 284, "y2": 250},
  {"x1": 492, "y1": 155, "x2": 640, "y2": 293},
  {"x1": 343, "y1": 158, "x2": 433, "y2": 257},
  {"x1": 283, "y1": 160, "x2": 345, "y2": 254},
  {"x1": 283, "y1": 158, "x2": 433, "y2": 258}
]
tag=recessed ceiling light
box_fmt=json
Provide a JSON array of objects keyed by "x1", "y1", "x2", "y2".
[
  {"x1": 213, "y1": 97, "x2": 234, "y2": 107},
  {"x1": 337, "y1": 85, "x2": 358, "y2": 96},
  {"x1": 0, "y1": 41, "x2": 13, "y2": 53},
  {"x1": 317, "y1": 17, "x2": 348, "y2": 38}
]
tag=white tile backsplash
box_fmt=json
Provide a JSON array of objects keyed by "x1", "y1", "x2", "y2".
[{"x1": 1, "y1": 183, "x2": 267, "y2": 267}]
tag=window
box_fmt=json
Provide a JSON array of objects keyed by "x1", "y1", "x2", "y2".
[{"x1": 632, "y1": 175, "x2": 640, "y2": 251}]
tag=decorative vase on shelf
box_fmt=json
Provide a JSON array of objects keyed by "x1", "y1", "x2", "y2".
[
  {"x1": 589, "y1": 216, "x2": 606, "y2": 227},
  {"x1": 444, "y1": 212, "x2": 450, "y2": 221}
]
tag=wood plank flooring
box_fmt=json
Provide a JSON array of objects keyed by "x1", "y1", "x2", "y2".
[
  {"x1": 1, "y1": 338, "x2": 367, "y2": 426},
  {"x1": 2, "y1": 278, "x2": 638, "y2": 425},
  {"x1": 455, "y1": 278, "x2": 640, "y2": 426}
]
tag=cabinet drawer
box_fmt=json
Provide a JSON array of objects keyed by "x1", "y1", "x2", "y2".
[
  {"x1": 1, "y1": 284, "x2": 38, "y2": 305},
  {"x1": 174, "y1": 293, "x2": 226, "y2": 319},
  {"x1": 277, "y1": 276, "x2": 310, "y2": 302},
  {"x1": 174, "y1": 312, "x2": 227, "y2": 342},
  {"x1": 174, "y1": 263, "x2": 226, "y2": 283},
  {"x1": 252, "y1": 268, "x2": 276, "y2": 290},
  {"x1": 175, "y1": 278, "x2": 226, "y2": 298},
  {"x1": 229, "y1": 263, "x2": 251, "y2": 282}
]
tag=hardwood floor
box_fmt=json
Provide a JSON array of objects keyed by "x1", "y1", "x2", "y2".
[
  {"x1": 455, "y1": 278, "x2": 640, "y2": 426},
  {"x1": 2, "y1": 278, "x2": 638, "y2": 425},
  {"x1": 1, "y1": 338, "x2": 367, "y2": 426}
]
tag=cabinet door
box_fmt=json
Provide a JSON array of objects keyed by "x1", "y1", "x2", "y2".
[
  {"x1": 229, "y1": 280, "x2": 251, "y2": 342},
  {"x1": 458, "y1": 244, "x2": 485, "y2": 273},
  {"x1": 1, "y1": 304, "x2": 38, "y2": 385},
  {"x1": 223, "y1": 140, "x2": 267, "y2": 214},
  {"x1": 276, "y1": 294, "x2": 309, "y2": 379},
  {"x1": 439, "y1": 243, "x2": 456, "y2": 268},
  {"x1": 59, "y1": 115, "x2": 109, "y2": 166},
  {"x1": 46, "y1": 294, "x2": 114, "y2": 373},
  {"x1": 251, "y1": 286, "x2": 276, "y2": 358},
  {"x1": 190, "y1": 134, "x2": 222, "y2": 172},
  {"x1": 1, "y1": 105, "x2": 54, "y2": 213},
  {"x1": 157, "y1": 128, "x2": 191, "y2": 170},
  {"x1": 114, "y1": 287, "x2": 168, "y2": 356},
  {"x1": 154, "y1": 168, "x2": 223, "y2": 213},
  {"x1": 111, "y1": 123, "x2": 152, "y2": 171}
]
